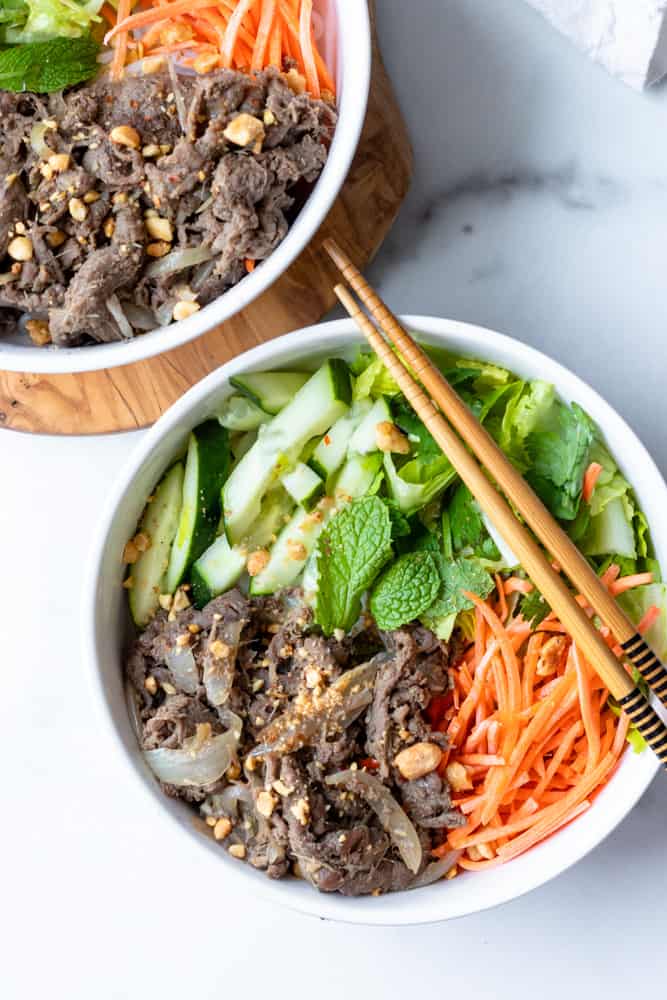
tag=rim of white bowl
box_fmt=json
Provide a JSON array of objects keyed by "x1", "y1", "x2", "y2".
[
  {"x1": 83, "y1": 316, "x2": 664, "y2": 926},
  {"x1": 0, "y1": 0, "x2": 371, "y2": 375}
]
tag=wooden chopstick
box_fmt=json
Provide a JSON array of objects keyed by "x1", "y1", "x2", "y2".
[
  {"x1": 324, "y1": 239, "x2": 667, "y2": 708},
  {"x1": 324, "y1": 252, "x2": 667, "y2": 770}
]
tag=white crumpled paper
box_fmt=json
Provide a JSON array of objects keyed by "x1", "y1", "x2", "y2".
[{"x1": 525, "y1": 0, "x2": 667, "y2": 89}]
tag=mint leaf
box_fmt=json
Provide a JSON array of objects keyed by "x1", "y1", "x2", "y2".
[
  {"x1": 370, "y1": 551, "x2": 441, "y2": 630},
  {"x1": 314, "y1": 496, "x2": 392, "y2": 635},
  {"x1": 425, "y1": 556, "x2": 494, "y2": 618},
  {"x1": 0, "y1": 35, "x2": 99, "y2": 93},
  {"x1": 384, "y1": 499, "x2": 411, "y2": 539}
]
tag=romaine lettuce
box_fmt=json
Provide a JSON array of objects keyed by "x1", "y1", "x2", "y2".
[{"x1": 1, "y1": 0, "x2": 104, "y2": 44}]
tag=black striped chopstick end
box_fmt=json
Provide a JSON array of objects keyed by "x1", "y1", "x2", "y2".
[
  {"x1": 619, "y1": 689, "x2": 667, "y2": 767},
  {"x1": 620, "y1": 633, "x2": 667, "y2": 705}
]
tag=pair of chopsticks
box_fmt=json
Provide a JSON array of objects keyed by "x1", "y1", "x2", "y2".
[{"x1": 323, "y1": 238, "x2": 667, "y2": 770}]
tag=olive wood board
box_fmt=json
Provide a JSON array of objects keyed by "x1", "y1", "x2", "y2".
[{"x1": 0, "y1": 2, "x2": 412, "y2": 435}]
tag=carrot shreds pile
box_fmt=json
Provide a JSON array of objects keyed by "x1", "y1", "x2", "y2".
[
  {"x1": 429, "y1": 568, "x2": 655, "y2": 872},
  {"x1": 104, "y1": 0, "x2": 335, "y2": 95}
]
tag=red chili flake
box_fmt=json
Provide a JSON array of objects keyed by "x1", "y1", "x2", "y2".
[
  {"x1": 359, "y1": 757, "x2": 379, "y2": 771},
  {"x1": 323, "y1": 434, "x2": 331, "y2": 445}
]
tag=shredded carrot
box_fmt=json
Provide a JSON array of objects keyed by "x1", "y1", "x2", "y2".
[
  {"x1": 435, "y1": 585, "x2": 630, "y2": 870},
  {"x1": 106, "y1": 0, "x2": 335, "y2": 95},
  {"x1": 638, "y1": 604, "x2": 661, "y2": 634},
  {"x1": 583, "y1": 462, "x2": 603, "y2": 502},
  {"x1": 503, "y1": 576, "x2": 534, "y2": 596},
  {"x1": 244, "y1": 258, "x2": 256, "y2": 272},
  {"x1": 609, "y1": 572, "x2": 654, "y2": 596}
]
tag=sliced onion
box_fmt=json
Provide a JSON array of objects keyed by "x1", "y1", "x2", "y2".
[
  {"x1": 122, "y1": 302, "x2": 157, "y2": 331},
  {"x1": 144, "y1": 722, "x2": 239, "y2": 788},
  {"x1": 251, "y1": 654, "x2": 387, "y2": 757},
  {"x1": 125, "y1": 680, "x2": 142, "y2": 740},
  {"x1": 409, "y1": 850, "x2": 461, "y2": 889},
  {"x1": 30, "y1": 122, "x2": 50, "y2": 158},
  {"x1": 106, "y1": 294, "x2": 134, "y2": 339},
  {"x1": 168, "y1": 56, "x2": 187, "y2": 132},
  {"x1": 145, "y1": 246, "x2": 214, "y2": 279},
  {"x1": 201, "y1": 781, "x2": 253, "y2": 819},
  {"x1": 191, "y1": 258, "x2": 216, "y2": 291},
  {"x1": 203, "y1": 619, "x2": 244, "y2": 706},
  {"x1": 325, "y1": 769, "x2": 423, "y2": 875},
  {"x1": 195, "y1": 194, "x2": 214, "y2": 216},
  {"x1": 165, "y1": 645, "x2": 199, "y2": 694}
]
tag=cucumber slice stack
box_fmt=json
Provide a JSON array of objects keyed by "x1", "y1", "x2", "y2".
[{"x1": 129, "y1": 463, "x2": 184, "y2": 627}]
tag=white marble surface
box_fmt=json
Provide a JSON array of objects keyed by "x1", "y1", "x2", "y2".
[{"x1": 3, "y1": 1, "x2": 667, "y2": 997}]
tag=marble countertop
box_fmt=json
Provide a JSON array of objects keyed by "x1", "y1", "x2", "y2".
[{"x1": 3, "y1": 1, "x2": 667, "y2": 997}]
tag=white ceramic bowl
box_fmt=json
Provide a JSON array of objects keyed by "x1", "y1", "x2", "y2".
[
  {"x1": 0, "y1": 0, "x2": 371, "y2": 375},
  {"x1": 84, "y1": 316, "x2": 664, "y2": 925}
]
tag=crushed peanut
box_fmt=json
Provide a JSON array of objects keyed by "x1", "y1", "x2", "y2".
[
  {"x1": 213, "y1": 817, "x2": 232, "y2": 841},
  {"x1": 147, "y1": 240, "x2": 171, "y2": 258},
  {"x1": 7, "y1": 236, "x2": 33, "y2": 262},
  {"x1": 256, "y1": 791, "x2": 277, "y2": 818},
  {"x1": 226, "y1": 761, "x2": 242, "y2": 780},
  {"x1": 445, "y1": 761, "x2": 473, "y2": 792},
  {"x1": 145, "y1": 215, "x2": 173, "y2": 242},
  {"x1": 172, "y1": 299, "x2": 200, "y2": 321},
  {"x1": 46, "y1": 230, "x2": 66, "y2": 248},
  {"x1": 193, "y1": 52, "x2": 220, "y2": 74},
  {"x1": 144, "y1": 675, "x2": 158, "y2": 695},
  {"x1": 68, "y1": 197, "x2": 88, "y2": 222},
  {"x1": 205, "y1": 815, "x2": 217, "y2": 827},
  {"x1": 263, "y1": 108, "x2": 276, "y2": 126},
  {"x1": 246, "y1": 548, "x2": 270, "y2": 576},
  {"x1": 223, "y1": 113, "x2": 265, "y2": 151},
  {"x1": 109, "y1": 125, "x2": 141, "y2": 149},
  {"x1": 160, "y1": 22, "x2": 193, "y2": 45},
  {"x1": 122, "y1": 576, "x2": 134, "y2": 589},
  {"x1": 158, "y1": 593, "x2": 173, "y2": 611},
  {"x1": 284, "y1": 68, "x2": 306, "y2": 94},
  {"x1": 161, "y1": 681, "x2": 177, "y2": 695},
  {"x1": 25, "y1": 319, "x2": 51, "y2": 346},
  {"x1": 171, "y1": 586, "x2": 191, "y2": 613},
  {"x1": 536, "y1": 635, "x2": 569, "y2": 677},
  {"x1": 393, "y1": 741, "x2": 443, "y2": 781},
  {"x1": 142, "y1": 54, "x2": 166, "y2": 75},
  {"x1": 272, "y1": 780, "x2": 294, "y2": 797},
  {"x1": 375, "y1": 420, "x2": 410, "y2": 454},
  {"x1": 289, "y1": 798, "x2": 310, "y2": 826},
  {"x1": 175, "y1": 633, "x2": 191, "y2": 648},
  {"x1": 228, "y1": 843, "x2": 246, "y2": 859},
  {"x1": 122, "y1": 539, "x2": 139, "y2": 564},
  {"x1": 209, "y1": 639, "x2": 230, "y2": 659},
  {"x1": 286, "y1": 538, "x2": 307, "y2": 561},
  {"x1": 103, "y1": 216, "x2": 116, "y2": 239}
]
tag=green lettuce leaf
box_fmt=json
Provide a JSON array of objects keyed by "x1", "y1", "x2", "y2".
[
  {"x1": 617, "y1": 583, "x2": 667, "y2": 661},
  {"x1": 351, "y1": 355, "x2": 400, "y2": 402},
  {"x1": 1, "y1": 0, "x2": 104, "y2": 43},
  {"x1": 383, "y1": 452, "x2": 456, "y2": 514}
]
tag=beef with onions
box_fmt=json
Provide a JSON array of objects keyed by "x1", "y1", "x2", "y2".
[{"x1": 126, "y1": 588, "x2": 465, "y2": 896}]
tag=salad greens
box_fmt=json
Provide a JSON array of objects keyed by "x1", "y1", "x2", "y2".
[
  {"x1": 0, "y1": 0, "x2": 103, "y2": 93},
  {"x1": 0, "y1": 0, "x2": 104, "y2": 44},
  {"x1": 370, "y1": 551, "x2": 441, "y2": 631}
]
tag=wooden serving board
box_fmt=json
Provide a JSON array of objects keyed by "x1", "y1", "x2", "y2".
[{"x1": 0, "y1": 2, "x2": 412, "y2": 435}]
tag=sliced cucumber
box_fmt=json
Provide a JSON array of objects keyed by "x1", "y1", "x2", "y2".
[
  {"x1": 334, "y1": 451, "x2": 383, "y2": 501},
  {"x1": 129, "y1": 463, "x2": 184, "y2": 627},
  {"x1": 347, "y1": 397, "x2": 392, "y2": 454},
  {"x1": 218, "y1": 394, "x2": 270, "y2": 431},
  {"x1": 165, "y1": 421, "x2": 231, "y2": 593},
  {"x1": 309, "y1": 399, "x2": 372, "y2": 480},
  {"x1": 190, "y1": 488, "x2": 294, "y2": 607},
  {"x1": 281, "y1": 462, "x2": 324, "y2": 512},
  {"x1": 230, "y1": 371, "x2": 310, "y2": 414},
  {"x1": 251, "y1": 452, "x2": 381, "y2": 597},
  {"x1": 191, "y1": 534, "x2": 247, "y2": 608},
  {"x1": 223, "y1": 360, "x2": 351, "y2": 544},
  {"x1": 249, "y1": 506, "x2": 322, "y2": 595},
  {"x1": 230, "y1": 429, "x2": 258, "y2": 462}
]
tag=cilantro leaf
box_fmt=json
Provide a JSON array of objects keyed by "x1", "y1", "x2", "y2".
[
  {"x1": 0, "y1": 35, "x2": 99, "y2": 93},
  {"x1": 425, "y1": 556, "x2": 494, "y2": 618},
  {"x1": 370, "y1": 551, "x2": 442, "y2": 630},
  {"x1": 314, "y1": 496, "x2": 392, "y2": 635},
  {"x1": 392, "y1": 396, "x2": 442, "y2": 462},
  {"x1": 520, "y1": 587, "x2": 550, "y2": 628}
]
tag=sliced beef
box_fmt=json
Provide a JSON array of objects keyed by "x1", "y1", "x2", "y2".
[
  {"x1": 126, "y1": 590, "x2": 463, "y2": 897},
  {"x1": 49, "y1": 205, "x2": 145, "y2": 345}
]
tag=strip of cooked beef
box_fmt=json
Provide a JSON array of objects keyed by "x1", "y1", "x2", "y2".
[
  {"x1": 0, "y1": 67, "x2": 336, "y2": 346},
  {"x1": 125, "y1": 589, "x2": 464, "y2": 897}
]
